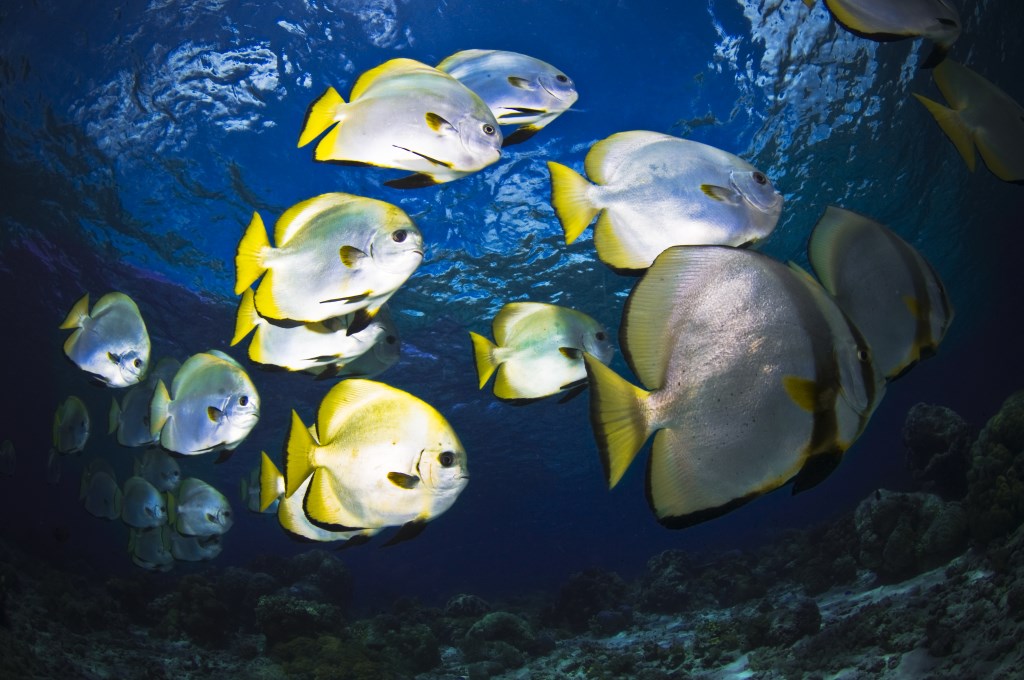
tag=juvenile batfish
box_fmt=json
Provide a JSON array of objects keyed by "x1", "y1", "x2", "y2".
[
  {"x1": 170, "y1": 532, "x2": 223, "y2": 562},
  {"x1": 436, "y1": 49, "x2": 578, "y2": 146},
  {"x1": 913, "y1": 59, "x2": 1024, "y2": 184},
  {"x1": 470, "y1": 301, "x2": 615, "y2": 402},
  {"x1": 150, "y1": 350, "x2": 260, "y2": 458},
  {"x1": 823, "y1": 0, "x2": 960, "y2": 68},
  {"x1": 80, "y1": 459, "x2": 122, "y2": 520},
  {"x1": 583, "y1": 246, "x2": 880, "y2": 528},
  {"x1": 260, "y1": 452, "x2": 370, "y2": 543},
  {"x1": 305, "y1": 306, "x2": 401, "y2": 380},
  {"x1": 808, "y1": 206, "x2": 953, "y2": 381},
  {"x1": 109, "y1": 358, "x2": 181, "y2": 448},
  {"x1": 53, "y1": 395, "x2": 90, "y2": 455},
  {"x1": 284, "y1": 379, "x2": 469, "y2": 545},
  {"x1": 232, "y1": 288, "x2": 387, "y2": 372},
  {"x1": 121, "y1": 476, "x2": 169, "y2": 529},
  {"x1": 134, "y1": 448, "x2": 182, "y2": 493},
  {"x1": 548, "y1": 131, "x2": 783, "y2": 271},
  {"x1": 170, "y1": 477, "x2": 234, "y2": 537},
  {"x1": 297, "y1": 58, "x2": 502, "y2": 188},
  {"x1": 129, "y1": 527, "x2": 174, "y2": 572},
  {"x1": 0, "y1": 440, "x2": 14, "y2": 477},
  {"x1": 60, "y1": 292, "x2": 150, "y2": 388},
  {"x1": 234, "y1": 193, "x2": 423, "y2": 326}
]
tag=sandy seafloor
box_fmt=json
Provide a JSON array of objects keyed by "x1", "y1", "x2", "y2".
[{"x1": 3, "y1": 392, "x2": 1023, "y2": 679}]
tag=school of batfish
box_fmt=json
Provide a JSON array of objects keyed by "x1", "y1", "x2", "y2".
[{"x1": 40, "y1": 3, "x2": 1024, "y2": 570}]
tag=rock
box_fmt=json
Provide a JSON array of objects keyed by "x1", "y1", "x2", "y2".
[
  {"x1": 444, "y1": 593, "x2": 491, "y2": 618},
  {"x1": 552, "y1": 567, "x2": 630, "y2": 632},
  {"x1": 965, "y1": 391, "x2": 1024, "y2": 543},
  {"x1": 253, "y1": 594, "x2": 344, "y2": 648},
  {"x1": 902, "y1": 402, "x2": 973, "y2": 499}
]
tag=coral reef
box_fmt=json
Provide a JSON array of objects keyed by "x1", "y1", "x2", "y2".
[
  {"x1": 966, "y1": 390, "x2": 1024, "y2": 543},
  {"x1": 902, "y1": 402, "x2": 974, "y2": 499}
]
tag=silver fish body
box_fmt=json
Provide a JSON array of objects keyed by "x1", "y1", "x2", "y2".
[
  {"x1": 121, "y1": 476, "x2": 168, "y2": 529},
  {"x1": 823, "y1": 0, "x2": 960, "y2": 66},
  {"x1": 173, "y1": 477, "x2": 234, "y2": 537},
  {"x1": 109, "y1": 358, "x2": 181, "y2": 447},
  {"x1": 134, "y1": 448, "x2": 182, "y2": 493},
  {"x1": 170, "y1": 531, "x2": 223, "y2": 561},
  {"x1": 128, "y1": 527, "x2": 174, "y2": 572},
  {"x1": 53, "y1": 395, "x2": 90, "y2": 455},
  {"x1": 60, "y1": 292, "x2": 151, "y2": 388}
]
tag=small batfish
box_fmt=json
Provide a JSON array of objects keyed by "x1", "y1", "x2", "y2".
[
  {"x1": 243, "y1": 456, "x2": 281, "y2": 513},
  {"x1": 80, "y1": 459, "x2": 122, "y2": 520},
  {"x1": 297, "y1": 58, "x2": 502, "y2": 188},
  {"x1": 53, "y1": 395, "x2": 90, "y2": 455},
  {"x1": 260, "y1": 452, "x2": 370, "y2": 543},
  {"x1": 823, "y1": 0, "x2": 960, "y2": 68},
  {"x1": 470, "y1": 301, "x2": 614, "y2": 401},
  {"x1": 914, "y1": 59, "x2": 1024, "y2": 184},
  {"x1": 109, "y1": 358, "x2": 181, "y2": 447},
  {"x1": 808, "y1": 206, "x2": 953, "y2": 381},
  {"x1": 128, "y1": 527, "x2": 174, "y2": 572},
  {"x1": 548, "y1": 131, "x2": 783, "y2": 271},
  {"x1": 171, "y1": 477, "x2": 234, "y2": 537},
  {"x1": 232, "y1": 288, "x2": 387, "y2": 371},
  {"x1": 284, "y1": 380, "x2": 469, "y2": 544},
  {"x1": 234, "y1": 193, "x2": 423, "y2": 325},
  {"x1": 0, "y1": 440, "x2": 14, "y2": 477},
  {"x1": 305, "y1": 306, "x2": 401, "y2": 380},
  {"x1": 436, "y1": 49, "x2": 578, "y2": 146},
  {"x1": 150, "y1": 350, "x2": 260, "y2": 457},
  {"x1": 134, "y1": 448, "x2": 182, "y2": 493},
  {"x1": 170, "y1": 531, "x2": 223, "y2": 562},
  {"x1": 583, "y1": 246, "x2": 881, "y2": 529},
  {"x1": 121, "y1": 476, "x2": 169, "y2": 529},
  {"x1": 60, "y1": 292, "x2": 150, "y2": 388}
]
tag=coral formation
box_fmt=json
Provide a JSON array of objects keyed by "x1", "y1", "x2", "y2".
[
  {"x1": 902, "y1": 402, "x2": 973, "y2": 499},
  {"x1": 966, "y1": 390, "x2": 1024, "y2": 543}
]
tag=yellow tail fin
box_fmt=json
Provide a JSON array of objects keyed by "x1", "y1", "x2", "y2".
[
  {"x1": 259, "y1": 451, "x2": 284, "y2": 513},
  {"x1": 583, "y1": 353, "x2": 652, "y2": 489},
  {"x1": 284, "y1": 410, "x2": 316, "y2": 498},
  {"x1": 234, "y1": 212, "x2": 270, "y2": 295},
  {"x1": 60, "y1": 293, "x2": 90, "y2": 330},
  {"x1": 913, "y1": 93, "x2": 975, "y2": 172},
  {"x1": 150, "y1": 380, "x2": 171, "y2": 437},
  {"x1": 469, "y1": 332, "x2": 499, "y2": 389},
  {"x1": 547, "y1": 161, "x2": 599, "y2": 244},
  {"x1": 231, "y1": 288, "x2": 261, "y2": 347},
  {"x1": 298, "y1": 87, "x2": 345, "y2": 148}
]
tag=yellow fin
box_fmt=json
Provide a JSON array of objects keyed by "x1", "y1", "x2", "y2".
[
  {"x1": 547, "y1": 161, "x2": 599, "y2": 244},
  {"x1": 340, "y1": 245, "x2": 368, "y2": 268},
  {"x1": 108, "y1": 398, "x2": 121, "y2": 435},
  {"x1": 231, "y1": 288, "x2": 261, "y2": 347},
  {"x1": 259, "y1": 451, "x2": 284, "y2": 513},
  {"x1": 593, "y1": 209, "x2": 644, "y2": 271},
  {"x1": 303, "y1": 468, "x2": 350, "y2": 528},
  {"x1": 784, "y1": 375, "x2": 819, "y2": 413},
  {"x1": 234, "y1": 212, "x2": 270, "y2": 295},
  {"x1": 150, "y1": 380, "x2": 171, "y2": 437},
  {"x1": 469, "y1": 331, "x2": 499, "y2": 390},
  {"x1": 284, "y1": 410, "x2": 316, "y2": 498},
  {"x1": 802, "y1": 0, "x2": 814, "y2": 7},
  {"x1": 583, "y1": 353, "x2": 652, "y2": 489},
  {"x1": 314, "y1": 123, "x2": 346, "y2": 162},
  {"x1": 912, "y1": 93, "x2": 976, "y2": 172},
  {"x1": 60, "y1": 293, "x2": 90, "y2": 330},
  {"x1": 253, "y1": 269, "x2": 285, "y2": 320},
  {"x1": 297, "y1": 86, "x2": 345, "y2": 148},
  {"x1": 350, "y1": 58, "x2": 427, "y2": 101}
]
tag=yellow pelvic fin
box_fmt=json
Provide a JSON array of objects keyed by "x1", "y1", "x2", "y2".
[
  {"x1": 234, "y1": 212, "x2": 270, "y2": 295},
  {"x1": 784, "y1": 375, "x2": 820, "y2": 413},
  {"x1": 304, "y1": 468, "x2": 351, "y2": 527},
  {"x1": 259, "y1": 451, "x2": 284, "y2": 513},
  {"x1": 284, "y1": 410, "x2": 316, "y2": 498},
  {"x1": 231, "y1": 288, "x2": 261, "y2": 347},
  {"x1": 297, "y1": 86, "x2": 345, "y2": 148},
  {"x1": 150, "y1": 380, "x2": 171, "y2": 437},
  {"x1": 583, "y1": 353, "x2": 652, "y2": 489},
  {"x1": 108, "y1": 398, "x2": 121, "y2": 435},
  {"x1": 468, "y1": 331, "x2": 499, "y2": 390},
  {"x1": 547, "y1": 161, "x2": 599, "y2": 245},
  {"x1": 60, "y1": 293, "x2": 90, "y2": 330},
  {"x1": 912, "y1": 93, "x2": 976, "y2": 172}
]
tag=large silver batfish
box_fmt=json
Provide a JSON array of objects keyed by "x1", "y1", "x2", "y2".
[
  {"x1": 583, "y1": 246, "x2": 882, "y2": 528},
  {"x1": 297, "y1": 58, "x2": 502, "y2": 188},
  {"x1": 60, "y1": 292, "x2": 150, "y2": 388},
  {"x1": 437, "y1": 49, "x2": 578, "y2": 146},
  {"x1": 822, "y1": 0, "x2": 960, "y2": 68}
]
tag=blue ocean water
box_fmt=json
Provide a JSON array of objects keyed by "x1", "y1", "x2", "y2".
[{"x1": 1, "y1": 0, "x2": 1023, "y2": 617}]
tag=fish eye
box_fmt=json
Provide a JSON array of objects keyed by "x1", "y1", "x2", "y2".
[
  {"x1": 857, "y1": 349, "x2": 870, "y2": 362},
  {"x1": 133, "y1": 358, "x2": 143, "y2": 368},
  {"x1": 385, "y1": 335, "x2": 397, "y2": 345},
  {"x1": 438, "y1": 451, "x2": 456, "y2": 467},
  {"x1": 556, "y1": 74, "x2": 569, "y2": 83},
  {"x1": 392, "y1": 230, "x2": 408, "y2": 243},
  {"x1": 239, "y1": 395, "x2": 249, "y2": 406},
  {"x1": 482, "y1": 124, "x2": 496, "y2": 136},
  {"x1": 595, "y1": 331, "x2": 607, "y2": 341},
  {"x1": 752, "y1": 171, "x2": 767, "y2": 185}
]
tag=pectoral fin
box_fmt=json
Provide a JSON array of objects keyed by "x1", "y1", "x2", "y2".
[
  {"x1": 700, "y1": 184, "x2": 740, "y2": 204},
  {"x1": 387, "y1": 471, "x2": 420, "y2": 489}
]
